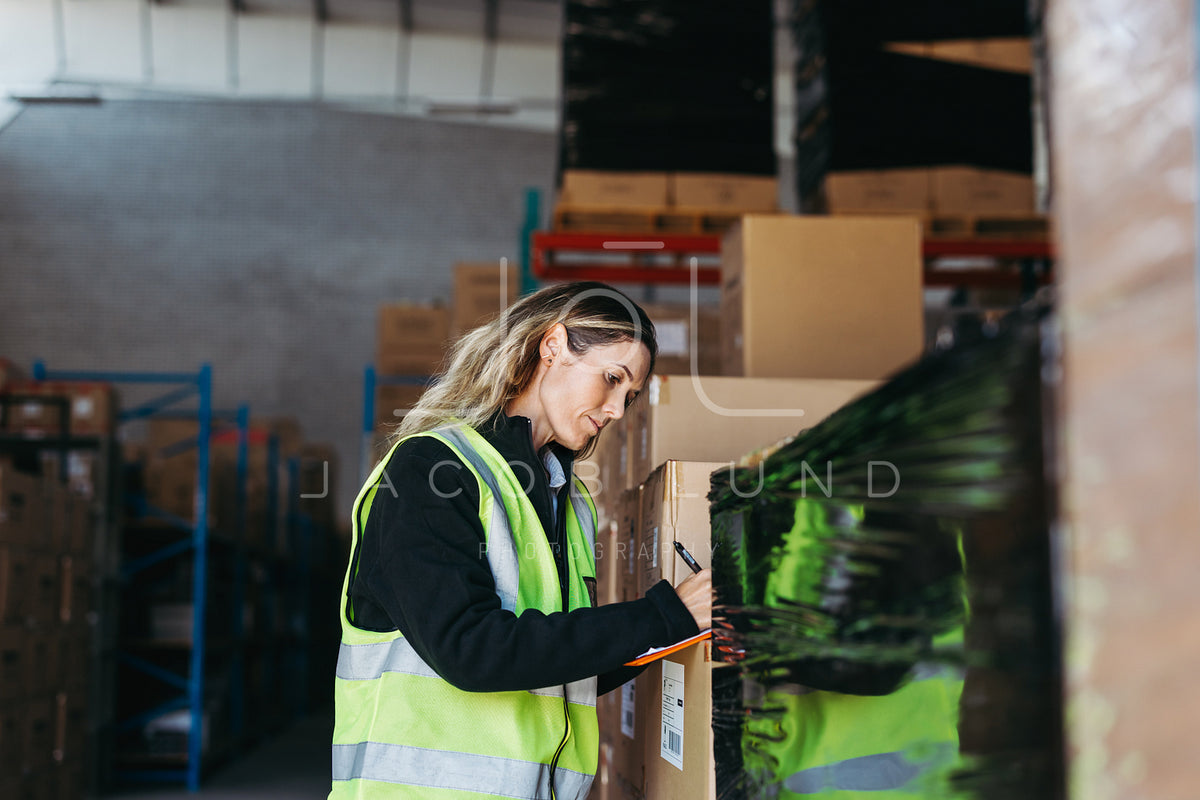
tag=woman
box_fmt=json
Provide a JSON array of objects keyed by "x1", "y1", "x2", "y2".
[{"x1": 330, "y1": 281, "x2": 712, "y2": 800}]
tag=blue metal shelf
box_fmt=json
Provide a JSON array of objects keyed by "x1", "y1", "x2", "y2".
[
  {"x1": 32, "y1": 362, "x2": 246, "y2": 793},
  {"x1": 359, "y1": 365, "x2": 431, "y2": 482}
]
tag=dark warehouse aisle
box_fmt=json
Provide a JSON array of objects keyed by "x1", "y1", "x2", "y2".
[{"x1": 105, "y1": 709, "x2": 333, "y2": 800}]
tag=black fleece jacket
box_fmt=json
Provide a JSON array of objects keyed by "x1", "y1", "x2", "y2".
[{"x1": 346, "y1": 413, "x2": 699, "y2": 696}]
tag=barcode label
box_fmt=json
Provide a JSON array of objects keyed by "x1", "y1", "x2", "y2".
[{"x1": 659, "y1": 660, "x2": 685, "y2": 770}]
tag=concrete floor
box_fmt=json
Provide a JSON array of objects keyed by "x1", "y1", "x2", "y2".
[{"x1": 104, "y1": 710, "x2": 333, "y2": 799}]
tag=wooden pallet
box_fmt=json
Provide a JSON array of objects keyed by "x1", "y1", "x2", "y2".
[
  {"x1": 831, "y1": 209, "x2": 1051, "y2": 240},
  {"x1": 922, "y1": 213, "x2": 1051, "y2": 240},
  {"x1": 552, "y1": 205, "x2": 750, "y2": 235}
]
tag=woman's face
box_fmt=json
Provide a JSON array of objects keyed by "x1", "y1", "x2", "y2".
[{"x1": 537, "y1": 335, "x2": 651, "y2": 451}]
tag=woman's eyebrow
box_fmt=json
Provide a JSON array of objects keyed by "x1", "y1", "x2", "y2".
[{"x1": 615, "y1": 363, "x2": 634, "y2": 381}]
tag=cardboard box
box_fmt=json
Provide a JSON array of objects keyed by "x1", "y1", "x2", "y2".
[
  {"x1": 451, "y1": 262, "x2": 520, "y2": 338},
  {"x1": 671, "y1": 172, "x2": 778, "y2": 212},
  {"x1": 0, "y1": 698, "x2": 21, "y2": 776},
  {"x1": 58, "y1": 557, "x2": 90, "y2": 625},
  {"x1": 932, "y1": 166, "x2": 1036, "y2": 216},
  {"x1": 721, "y1": 215, "x2": 924, "y2": 380},
  {"x1": 25, "y1": 695, "x2": 55, "y2": 770},
  {"x1": 824, "y1": 169, "x2": 932, "y2": 214},
  {"x1": 611, "y1": 671, "x2": 649, "y2": 800},
  {"x1": 636, "y1": 461, "x2": 724, "y2": 596},
  {"x1": 560, "y1": 170, "x2": 671, "y2": 209},
  {"x1": 26, "y1": 630, "x2": 58, "y2": 695},
  {"x1": 376, "y1": 304, "x2": 451, "y2": 377},
  {"x1": 614, "y1": 488, "x2": 640, "y2": 605},
  {"x1": 627, "y1": 375, "x2": 878, "y2": 489},
  {"x1": 0, "y1": 626, "x2": 25, "y2": 701},
  {"x1": 375, "y1": 384, "x2": 426, "y2": 429},
  {"x1": 57, "y1": 626, "x2": 91, "y2": 691},
  {"x1": 0, "y1": 358, "x2": 26, "y2": 393},
  {"x1": 593, "y1": 520, "x2": 619, "y2": 608},
  {"x1": 2, "y1": 382, "x2": 115, "y2": 437},
  {"x1": 639, "y1": 304, "x2": 722, "y2": 377},
  {"x1": 28, "y1": 556, "x2": 60, "y2": 628},
  {"x1": 0, "y1": 464, "x2": 40, "y2": 547},
  {"x1": 0, "y1": 548, "x2": 29, "y2": 626},
  {"x1": 64, "y1": 496, "x2": 91, "y2": 556},
  {"x1": 54, "y1": 690, "x2": 88, "y2": 765},
  {"x1": 641, "y1": 641, "x2": 716, "y2": 800}
]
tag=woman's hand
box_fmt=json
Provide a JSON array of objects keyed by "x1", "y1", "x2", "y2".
[{"x1": 674, "y1": 568, "x2": 713, "y2": 631}]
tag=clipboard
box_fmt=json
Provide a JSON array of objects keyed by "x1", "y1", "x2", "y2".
[{"x1": 624, "y1": 629, "x2": 712, "y2": 667}]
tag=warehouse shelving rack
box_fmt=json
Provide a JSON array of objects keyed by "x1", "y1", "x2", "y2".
[
  {"x1": 529, "y1": 229, "x2": 1054, "y2": 289},
  {"x1": 30, "y1": 362, "x2": 273, "y2": 792},
  {"x1": 523, "y1": 186, "x2": 1055, "y2": 290},
  {"x1": 0, "y1": 388, "x2": 122, "y2": 797}
]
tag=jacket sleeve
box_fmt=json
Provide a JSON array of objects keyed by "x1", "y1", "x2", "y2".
[{"x1": 353, "y1": 437, "x2": 700, "y2": 693}]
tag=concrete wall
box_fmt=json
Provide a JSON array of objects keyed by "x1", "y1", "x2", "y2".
[{"x1": 0, "y1": 98, "x2": 559, "y2": 519}]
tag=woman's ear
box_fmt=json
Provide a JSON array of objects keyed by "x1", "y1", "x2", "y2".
[{"x1": 540, "y1": 323, "x2": 568, "y2": 363}]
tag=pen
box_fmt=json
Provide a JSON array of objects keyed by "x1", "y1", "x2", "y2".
[{"x1": 674, "y1": 541, "x2": 703, "y2": 574}]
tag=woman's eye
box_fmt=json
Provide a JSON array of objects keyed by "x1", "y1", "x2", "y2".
[{"x1": 606, "y1": 373, "x2": 618, "y2": 384}]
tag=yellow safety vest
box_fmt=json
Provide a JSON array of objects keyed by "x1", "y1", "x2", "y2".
[
  {"x1": 744, "y1": 499, "x2": 965, "y2": 798},
  {"x1": 330, "y1": 424, "x2": 599, "y2": 800}
]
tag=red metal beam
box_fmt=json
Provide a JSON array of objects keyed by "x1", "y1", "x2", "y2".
[{"x1": 531, "y1": 230, "x2": 1055, "y2": 287}]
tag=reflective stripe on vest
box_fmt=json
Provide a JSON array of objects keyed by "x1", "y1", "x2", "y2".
[
  {"x1": 331, "y1": 742, "x2": 594, "y2": 800},
  {"x1": 332, "y1": 423, "x2": 600, "y2": 800},
  {"x1": 783, "y1": 743, "x2": 957, "y2": 794},
  {"x1": 337, "y1": 636, "x2": 597, "y2": 708},
  {"x1": 436, "y1": 425, "x2": 524, "y2": 612}
]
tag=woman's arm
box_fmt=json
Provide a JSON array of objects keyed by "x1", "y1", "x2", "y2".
[{"x1": 352, "y1": 437, "x2": 700, "y2": 693}]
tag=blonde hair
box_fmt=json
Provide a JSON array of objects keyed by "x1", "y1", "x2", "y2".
[{"x1": 392, "y1": 281, "x2": 658, "y2": 459}]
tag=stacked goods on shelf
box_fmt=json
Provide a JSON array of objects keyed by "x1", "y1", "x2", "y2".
[
  {"x1": 374, "y1": 304, "x2": 450, "y2": 430},
  {"x1": 583, "y1": 376, "x2": 876, "y2": 798},
  {"x1": 139, "y1": 416, "x2": 303, "y2": 549},
  {"x1": 2, "y1": 380, "x2": 117, "y2": 438},
  {"x1": 638, "y1": 304, "x2": 722, "y2": 377},
  {"x1": 450, "y1": 262, "x2": 519, "y2": 340},
  {"x1": 557, "y1": 0, "x2": 777, "y2": 235},
  {"x1": 792, "y1": 0, "x2": 1043, "y2": 233},
  {"x1": 0, "y1": 459, "x2": 97, "y2": 800},
  {"x1": 720, "y1": 215, "x2": 924, "y2": 379},
  {"x1": 118, "y1": 410, "x2": 344, "y2": 768}
]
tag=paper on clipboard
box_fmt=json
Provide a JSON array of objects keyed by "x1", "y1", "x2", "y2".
[{"x1": 624, "y1": 629, "x2": 712, "y2": 667}]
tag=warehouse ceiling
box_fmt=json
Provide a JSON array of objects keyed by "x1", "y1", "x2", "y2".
[
  {"x1": 157, "y1": 0, "x2": 563, "y2": 41},
  {"x1": 0, "y1": 0, "x2": 795, "y2": 152}
]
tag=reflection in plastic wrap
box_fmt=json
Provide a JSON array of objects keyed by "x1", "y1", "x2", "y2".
[{"x1": 710, "y1": 302, "x2": 1063, "y2": 799}]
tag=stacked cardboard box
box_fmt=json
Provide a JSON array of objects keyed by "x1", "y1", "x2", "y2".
[
  {"x1": 823, "y1": 36, "x2": 1037, "y2": 218},
  {"x1": 375, "y1": 304, "x2": 451, "y2": 430},
  {"x1": 560, "y1": 171, "x2": 778, "y2": 216},
  {"x1": 639, "y1": 304, "x2": 721, "y2": 377},
  {"x1": 376, "y1": 304, "x2": 450, "y2": 377},
  {"x1": 141, "y1": 416, "x2": 307, "y2": 550},
  {"x1": 0, "y1": 461, "x2": 95, "y2": 799},
  {"x1": 720, "y1": 215, "x2": 924, "y2": 380},
  {"x1": 591, "y1": 462, "x2": 723, "y2": 799},
  {"x1": 451, "y1": 262, "x2": 519, "y2": 340},
  {"x1": 586, "y1": 366, "x2": 881, "y2": 796},
  {"x1": 2, "y1": 381, "x2": 117, "y2": 438}
]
